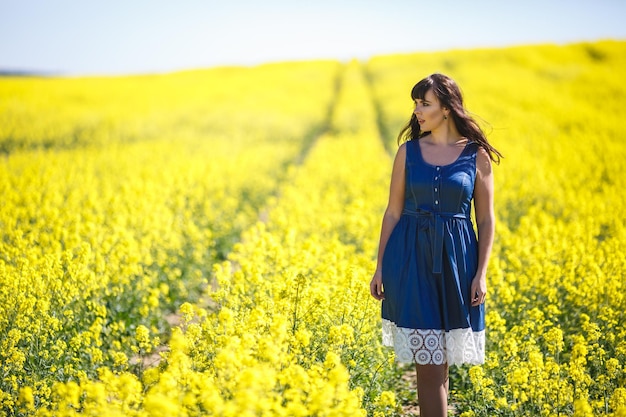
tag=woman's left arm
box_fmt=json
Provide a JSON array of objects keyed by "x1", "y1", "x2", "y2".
[{"x1": 471, "y1": 147, "x2": 495, "y2": 306}]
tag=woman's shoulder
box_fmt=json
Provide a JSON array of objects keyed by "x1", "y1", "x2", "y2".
[
  {"x1": 396, "y1": 140, "x2": 409, "y2": 155},
  {"x1": 392, "y1": 141, "x2": 409, "y2": 167},
  {"x1": 474, "y1": 145, "x2": 492, "y2": 178}
]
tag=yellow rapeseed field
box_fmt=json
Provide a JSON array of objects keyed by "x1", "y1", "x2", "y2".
[{"x1": 0, "y1": 41, "x2": 624, "y2": 416}]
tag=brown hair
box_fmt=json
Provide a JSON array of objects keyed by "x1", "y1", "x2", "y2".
[{"x1": 398, "y1": 73, "x2": 502, "y2": 163}]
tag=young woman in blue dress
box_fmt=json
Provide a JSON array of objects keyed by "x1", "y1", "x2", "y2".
[{"x1": 370, "y1": 73, "x2": 502, "y2": 417}]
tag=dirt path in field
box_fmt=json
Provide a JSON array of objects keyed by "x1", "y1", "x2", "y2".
[
  {"x1": 362, "y1": 66, "x2": 396, "y2": 156},
  {"x1": 134, "y1": 64, "x2": 348, "y2": 370},
  {"x1": 293, "y1": 64, "x2": 345, "y2": 166}
]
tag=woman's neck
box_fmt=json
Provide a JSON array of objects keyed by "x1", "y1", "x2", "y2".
[{"x1": 426, "y1": 125, "x2": 463, "y2": 145}]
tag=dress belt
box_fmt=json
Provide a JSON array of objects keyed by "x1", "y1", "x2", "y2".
[{"x1": 402, "y1": 208, "x2": 469, "y2": 274}]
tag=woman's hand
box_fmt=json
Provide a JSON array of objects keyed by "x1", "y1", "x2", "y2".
[
  {"x1": 470, "y1": 275, "x2": 487, "y2": 306},
  {"x1": 370, "y1": 270, "x2": 385, "y2": 300}
]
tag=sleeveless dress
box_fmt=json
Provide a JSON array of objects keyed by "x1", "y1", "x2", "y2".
[{"x1": 381, "y1": 139, "x2": 485, "y2": 366}]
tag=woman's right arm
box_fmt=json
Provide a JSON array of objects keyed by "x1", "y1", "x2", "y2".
[{"x1": 370, "y1": 143, "x2": 407, "y2": 300}]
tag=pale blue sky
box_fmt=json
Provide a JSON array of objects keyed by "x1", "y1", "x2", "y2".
[{"x1": 1, "y1": 0, "x2": 625, "y2": 76}]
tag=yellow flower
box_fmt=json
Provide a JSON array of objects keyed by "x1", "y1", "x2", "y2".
[
  {"x1": 135, "y1": 324, "x2": 152, "y2": 352},
  {"x1": 573, "y1": 397, "x2": 593, "y2": 417},
  {"x1": 179, "y1": 302, "x2": 195, "y2": 323},
  {"x1": 376, "y1": 390, "x2": 396, "y2": 408},
  {"x1": 606, "y1": 357, "x2": 621, "y2": 379},
  {"x1": 496, "y1": 397, "x2": 509, "y2": 409},
  {"x1": 483, "y1": 387, "x2": 496, "y2": 402},
  {"x1": 295, "y1": 328, "x2": 311, "y2": 347},
  {"x1": 143, "y1": 393, "x2": 182, "y2": 417},
  {"x1": 111, "y1": 351, "x2": 128, "y2": 368},
  {"x1": 469, "y1": 365, "x2": 485, "y2": 388},
  {"x1": 18, "y1": 386, "x2": 34, "y2": 410},
  {"x1": 611, "y1": 388, "x2": 626, "y2": 413},
  {"x1": 544, "y1": 326, "x2": 564, "y2": 354}
]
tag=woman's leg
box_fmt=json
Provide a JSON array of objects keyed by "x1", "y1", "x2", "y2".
[{"x1": 416, "y1": 363, "x2": 449, "y2": 417}]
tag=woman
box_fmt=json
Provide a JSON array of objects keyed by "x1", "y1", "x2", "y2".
[{"x1": 370, "y1": 73, "x2": 501, "y2": 416}]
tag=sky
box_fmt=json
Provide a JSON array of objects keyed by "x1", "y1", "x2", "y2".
[{"x1": 1, "y1": 0, "x2": 625, "y2": 76}]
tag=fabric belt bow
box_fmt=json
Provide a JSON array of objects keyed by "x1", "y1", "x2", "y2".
[{"x1": 402, "y1": 208, "x2": 469, "y2": 274}]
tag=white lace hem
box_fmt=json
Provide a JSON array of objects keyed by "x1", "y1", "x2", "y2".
[{"x1": 382, "y1": 319, "x2": 484, "y2": 365}]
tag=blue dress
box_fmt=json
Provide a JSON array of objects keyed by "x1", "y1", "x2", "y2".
[{"x1": 381, "y1": 139, "x2": 485, "y2": 365}]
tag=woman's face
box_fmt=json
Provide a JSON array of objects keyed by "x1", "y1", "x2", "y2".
[{"x1": 413, "y1": 89, "x2": 446, "y2": 131}]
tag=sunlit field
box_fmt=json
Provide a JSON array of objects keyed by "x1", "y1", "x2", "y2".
[{"x1": 1, "y1": 41, "x2": 625, "y2": 416}]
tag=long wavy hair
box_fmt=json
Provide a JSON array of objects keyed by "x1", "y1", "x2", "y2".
[{"x1": 397, "y1": 73, "x2": 502, "y2": 164}]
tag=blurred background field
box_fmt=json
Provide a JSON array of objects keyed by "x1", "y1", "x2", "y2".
[{"x1": 1, "y1": 39, "x2": 625, "y2": 416}]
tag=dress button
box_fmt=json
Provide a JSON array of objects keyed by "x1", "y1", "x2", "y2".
[
  {"x1": 435, "y1": 200, "x2": 439, "y2": 204},
  {"x1": 436, "y1": 166, "x2": 440, "y2": 171},
  {"x1": 434, "y1": 187, "x2": 438, "y2": 192},
  {"x1": 434, "y1": 176, "x2": 438, "y2": 180}
]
